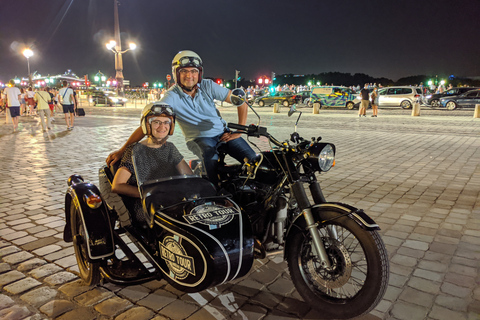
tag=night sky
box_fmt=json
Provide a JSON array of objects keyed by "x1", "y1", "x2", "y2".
[{"x1": 1, "y1": 0, "x2": 479, "y2": 86}]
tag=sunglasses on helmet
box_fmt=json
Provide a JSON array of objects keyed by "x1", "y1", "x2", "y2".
[
  {"x1": 175, "y1": 56, "x2": 202, "y2": 68},
  {"x1": 150, "y1": 105, "x2": 174, "y2": 116}
]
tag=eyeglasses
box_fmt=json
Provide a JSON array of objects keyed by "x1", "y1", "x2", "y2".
[
  {"x1": 179, "y1": 69, "x2": 199, "y2": 76},
  {"x1": 150, "y1": 105, "x2": 174, "y2": 116},
  {"x1": 150, "y1": 119, "x2": 171, "y2": 127}
]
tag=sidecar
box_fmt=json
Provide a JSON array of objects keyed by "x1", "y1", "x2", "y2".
[{"x1": 63, "y1": 166, "x2": 255, "y2": 291}]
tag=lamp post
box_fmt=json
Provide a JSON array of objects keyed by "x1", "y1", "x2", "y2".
[
  {"x1": 23, "y1": 48, "x2": 33, "y2": 86},
  {"x1": 106, "y1": 0, "x2": 136, "y2": 96}
]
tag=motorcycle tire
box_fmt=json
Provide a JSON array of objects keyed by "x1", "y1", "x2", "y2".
[
  {"x1": 71, "y1": 201, "x2": 101, "y2": 286},
  {"x1": 286, "y1": 210, "x2": 389, "y2": 319}
]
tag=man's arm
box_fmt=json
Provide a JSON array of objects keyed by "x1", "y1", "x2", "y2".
[
  {"x1": 106, "y1": 126, "x2": 145, "y2": 166},
  {"x1": 220, "y1": 91, "x2": 249, "y2": 142}
]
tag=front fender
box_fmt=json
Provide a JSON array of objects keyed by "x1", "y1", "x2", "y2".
[
  {"x1": 64, "y1": 175, "x2": 114, "y2": 260},
  {"x1": 284, "y1": 202, "x2": 380, "y2": 259}
]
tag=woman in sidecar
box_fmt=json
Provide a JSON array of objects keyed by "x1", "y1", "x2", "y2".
[{"x1": 63, "y1": 102, "x2": 254, "y2": 288}]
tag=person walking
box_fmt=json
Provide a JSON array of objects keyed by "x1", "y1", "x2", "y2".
[
  {"x1": 371, "y1": 87, "x2": 379, "y2": 117},
  {"x1": 34, "y1": 86, "x2": 52, "y2": 132},
  {"x1": 20, "y1": 88, "x2": 27, "y2": 116},
  {"x1": 58, "y1": 81, "x2": 75, "y2": 130},
  {"x1": 25, "y1": 87, "x2": 36, "y2": 116},
  {"x1": 358, "y1": 84, "x2": 369, "y2": 117},
  {"x1": 3, "y1": 80, "x2": 21, "y2": 132}
]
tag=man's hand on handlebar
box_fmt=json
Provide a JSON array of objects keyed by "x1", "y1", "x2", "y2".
[{"x1": 106, "y1": 149, "x2": 124, "y2": 166}]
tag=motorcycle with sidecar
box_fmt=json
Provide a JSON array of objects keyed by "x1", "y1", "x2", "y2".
[{"x1": 63, "y1": 89, "x2": 389, "y2": 319}]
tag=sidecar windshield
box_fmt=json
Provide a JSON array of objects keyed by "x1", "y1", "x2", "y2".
[{"x1": 140, "y1": 175, "x2": 217, "y2": 212}]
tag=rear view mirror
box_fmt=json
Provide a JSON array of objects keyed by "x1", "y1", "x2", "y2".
[
  {"x1": 230, "y1": 89, "x2": 246, "y2": 106},
  {"x1": 288, "y1": 105, "x2": 297, "y2": 117}
]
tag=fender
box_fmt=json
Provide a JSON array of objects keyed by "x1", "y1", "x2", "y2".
[
  {"x1": 284, "y1": 202, "x2": 380, "y2": 259},
  {"x1": 64, "y1": 175, "x2": 115, "y2": 261}
]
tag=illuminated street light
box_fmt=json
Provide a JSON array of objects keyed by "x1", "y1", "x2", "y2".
[
  {"x1": 105, "y1": 0, "x2": 137, "y2": 96},
  {"x1": 23, "y1": 48, "x2": 33, "y2": 85}
]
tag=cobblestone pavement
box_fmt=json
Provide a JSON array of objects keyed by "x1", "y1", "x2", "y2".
[{"x1": 0, "y1": 103, "x2": 479, "y2": 320}]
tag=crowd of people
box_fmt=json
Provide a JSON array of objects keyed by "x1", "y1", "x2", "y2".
[{"x1": 1, "y1": 80, "x2": 78, "y2": 132}]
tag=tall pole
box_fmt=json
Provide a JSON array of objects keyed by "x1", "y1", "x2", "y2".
[
  {"x1": 27, "y1": 58, "x2": 31, "y2": 86},
  {"x1": 114, "y1": 0, "x2": 124, "y2": 95}
]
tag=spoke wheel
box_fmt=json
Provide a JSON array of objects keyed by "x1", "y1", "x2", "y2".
[
  {"x1": 287, "y1": 210, "x2": 389, "y2": 319},
  {"x1": 71, "y1": 201, "x2": 101, "y2": 285},
  {"x1": 346, "y1": 102, "x2": 354, "y2": 110},
  {"x1": 430, "y1": 99, "x2": 440, "y2": 107},
  {"x1": 400, "y1": 100, "x2": 412, "y2": 109},
  {"x1": 446, "y1": 101, "x2": 457, "y2": 110}
]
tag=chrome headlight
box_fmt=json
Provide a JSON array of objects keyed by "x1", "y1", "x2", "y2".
[{"x1": 306, "y1": 143, "x2": 336, "y2": 172}]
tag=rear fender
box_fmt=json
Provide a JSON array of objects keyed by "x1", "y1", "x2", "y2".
[
  {"x1": 284, "y1": 202, "x2": 379, "y2": 259},
  {"x1": 64, "y1": 176, "x2": 115, "y2": 260}
]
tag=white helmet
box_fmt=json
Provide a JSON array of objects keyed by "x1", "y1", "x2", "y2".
[
  {"x1": 140, "y1": 102, "x2": 175, "y2": 136},
  {"x1": 171, "y1": 50, "x2": 203, "y2": 86}
]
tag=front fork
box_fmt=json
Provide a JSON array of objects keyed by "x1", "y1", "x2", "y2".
[{"x1": 293, "y1": 180, "x2": 334, "y2": 268}]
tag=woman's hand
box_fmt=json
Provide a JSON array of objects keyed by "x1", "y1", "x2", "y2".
[{"x1": 106, "y1": 149, "x2": 124, "y2": 166}]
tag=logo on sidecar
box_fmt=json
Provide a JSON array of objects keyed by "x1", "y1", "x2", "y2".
[
  {"x1": 183, "y1": 204, "x2": 239, "y2": 229},
  {"x1": 159, "y1": 236, "x2": 195, "y2": 280}
]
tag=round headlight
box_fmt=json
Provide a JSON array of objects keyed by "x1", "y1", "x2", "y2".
[{"x1": 306, "y1": 143, "x2": 335, "y2": 172}]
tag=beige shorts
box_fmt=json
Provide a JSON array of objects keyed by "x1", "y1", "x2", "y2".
[{"x1": 360, "y1": 100, "x2": 369, "y2": 109}]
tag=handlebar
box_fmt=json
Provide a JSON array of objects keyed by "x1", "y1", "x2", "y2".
[{"x1": 228, "y1": 123, "x2": 284, "y2": 146}]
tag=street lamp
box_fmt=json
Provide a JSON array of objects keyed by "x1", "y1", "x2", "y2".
[
  {"x1": 105, "y1": 0, "x2": 137, "y2": 96},
  {"x1": 23, "y1": 48, "x2": 33, "y2": 86}
]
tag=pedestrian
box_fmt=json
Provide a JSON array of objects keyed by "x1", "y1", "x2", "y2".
[
  {"x1": 107, "y1": 50, "x2": 257, "y2": 188},
  {"x1": 25, "y1": 87, "x2": 36, "y2": 116},
  {"x1": 20, "y1": 88, "x2": 27, "y2": 116},
  {"x1": 358, "y1": 84, "x2": 369, "y2": 117},
  {"x1": 58, "y1": 81, "x2": 75, "y2": 130},
  {"x1": 371, "y1": 87, "x2": 379, "y2": 117},
  {"x1": 34, "y1": 86, "x2": 52, "y2": 132},
  {"x1": 46, "y1": 87, "x2": 55, "y2": 121},
  {"x1": 3, "y1": 80, "x2": 21, "y2": 132}
]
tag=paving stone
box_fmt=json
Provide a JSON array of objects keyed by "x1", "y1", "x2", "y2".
[
  {"x1": 137, "y1": 289, "x2": 177, "y2": 311},
  {"x1": 0, "y1": 246, "x2": 21, "y2": 257},
  {"x1": 413, "y1": 268, "x2": 444, "y2": 282},
  {"x1": 20, "y1": 286, "x2": 60, "y2": 307},
  {"x1": 408, "y1": 277, "x2": 441, "y2": 294},
  {"x1": 0, "y1": 263, "x2": 12, "y2": 274},
  {"x1": 429, "y1": 305, "x2": 467, "y2": 320},
  {"x1": 11, "y1": 235, "x2": 38, "y2": 246},
  {"x1": 94, "y1": 296, "x2": 133, "y2": 317},
  {"x1": 0, "y1": 294, "x2": 15, "y2": 309},
  {"x1": 21, "y1": 237, "x2": 58, "y2": 251},
  {"x1": 32, "y1": 244, "x2": 62, "y2": 256},
  {"x1": 54, "y1": 255, "x2": 78, "y2": 268},
  {"x1": 29, "y1": 263, "x2": 63, "y2": 279},
  {"x1": 3, "y1": 277, "x2": 42, "y2": 294},
  {"x1": 158, "y1": 299, "x2": 198, "y2": 319},
  {"x1": 117, "y1": 285, "x2": 150, "y2": 302},
  {"x1": 435, "y1": 294, "x2": 468, "y2": 312},
  {"x1": 0, "y1": 270, "x2": 25, "y2": 286},
  {"x1": 43, "y1": 271, "x2": 78, "y2": 285},
  {"x1": 441, "y1": 281, "x2": 472, "y2": 298},
  {"x1": 17, "y1": 258, "x2": 47, "y2": 272},
  {"x1": 399, "y1": 287, "x2": 435, "y2": 307},
  {"x1": 74, "y1": 287, "x2": 114, "y2": 306},
  {"x1": 2, "y1": 251, "x2": 34, "y2": 264},
  {"x1": 115, "y1": 306, "x2": 154, "y2": 320},
  {"x1": 391, "y1": 254, "x2": 418, "y2": 267},
  {"x1": 39, "y1": 299, "x2": 75, "y2": 318},
  {"x1": 0, "y1": 305, "x2": 32, "y2": 320},
  {"x1": 449, "y1": 264, "x2": 477, "y2": 278},
  {"x1": 391, "y1": 301, "x2": 429, "y2": 320}
]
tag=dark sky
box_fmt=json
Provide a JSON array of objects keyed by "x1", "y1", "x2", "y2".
[{"x1": 1, "y1": 0, "x2": 479, "y2": 86}]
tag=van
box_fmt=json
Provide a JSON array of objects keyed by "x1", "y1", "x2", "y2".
[{"x1": 310, "y1": 86, "x2": 357, "y2": 109}]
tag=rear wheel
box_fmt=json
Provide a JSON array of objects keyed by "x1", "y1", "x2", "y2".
[
  {"x1": 286, "y1": 210, "x2": 389, "y2": 319},
  {"x1": 430, "y1": 99, "x2": 440, "y2": 107},
  {"x1": 71, "y1": 201, "x2": 101, "y2": 286},
  {"x1": 446, "y1": 101, "x2": 457, "y2": 110},
  {"x1": 283, "y1": 100, "x2": 289, "y2": 107},
  {"x1": 258, "y1": 100, "x2": 265, "y2": 107},
  {"x1": 400, "y1": 100, "x2": 412, "y2": 109},
  {"x1": 346, "y1": 102, "x2": 355, "y2": 110}
]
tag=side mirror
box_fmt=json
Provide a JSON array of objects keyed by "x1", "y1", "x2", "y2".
[
  {"x1": 288, "y1": 105, "x2": 297, "y2": 117},
  {"x1": 230, "y1": 88, "x2": 246, "y2": 106}
]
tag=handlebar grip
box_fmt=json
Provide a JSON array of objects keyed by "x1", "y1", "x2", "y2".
[{"x1": 227, "y1": 123, "x2": 248, "y2": 131}]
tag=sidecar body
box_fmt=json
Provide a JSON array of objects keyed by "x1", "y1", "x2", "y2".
[{"x1": 64, "y1": 167, "x2": 254, "y2": 292}]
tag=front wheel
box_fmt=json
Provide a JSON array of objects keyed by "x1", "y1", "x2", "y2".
[
  {"x1": 283, "y1": 100, "x2": 289, "y2": 107},
  {"x1": 71, "y1": 201, "x2": 101, "y2": 286},
  {"x1": 400, "y1": 100, "x2": 412, "y2": 109},
  {"x1": 446, "y1": 101, "x2": 457, "y2": 110},
  {"x1": 258, "y1": 100, "x2": 265, "y2": 107},
  {"x1": 346, "y1": 102, "x2": 355, "y2": 110},
  {"x1": 430, "y1": 99, "x2": 440, "y2": 107},
  {"x1": 286, "y1": 210, "x2": 389, "y2": 319}
]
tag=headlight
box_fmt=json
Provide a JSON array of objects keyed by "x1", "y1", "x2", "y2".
[
  {"x1": 110, "y1": 97, "x2": 119, "y2": 102},
  {"x1": 426, "y1": 95, "x2": 432, "y2": 99},
  {"x1": 306, "y1": 143, "x2": 336, "y2": 172}
]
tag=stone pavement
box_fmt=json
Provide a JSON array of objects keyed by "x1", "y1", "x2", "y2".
[{"x1": 0, "y1": 104, "x2": 479, "y2": 320}]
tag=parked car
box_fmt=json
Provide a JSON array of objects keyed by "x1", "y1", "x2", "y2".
[
  {"x1": 354, "y1": 86, "x2": 423, "y2": 109},
  {"x1": 426, "y1": 87, "x2": 478, "y2": 107},
  {"x1": 292, "y1": 90, "x2": 312, "y2": 105},
  {"x1": 310, "y1": 86, "x2": 358, "y2": 109},
  {"x1": 256, "y1": 91, "x2": 299, "y2": 107},
  {"x1": 90, "y1": 90, "x2": 128, "y2": 106},
  {"x1": 439, "y1": 89, "x2": 480, "y2": 110}
]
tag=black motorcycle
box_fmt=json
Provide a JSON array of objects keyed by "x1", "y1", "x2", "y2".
[{"x1": 63, "y1": 89, "x2": 388, "y2": 319}]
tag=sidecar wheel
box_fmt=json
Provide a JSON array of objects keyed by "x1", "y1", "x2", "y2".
[
  {"x1": 286, "y1": 210, "x2": 389, "y2": 319},
  {"x1": 71, "y1": 202, "x2": 101, "y2": 286}
]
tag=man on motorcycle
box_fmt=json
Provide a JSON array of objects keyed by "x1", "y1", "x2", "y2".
[
  {"x1": 111, "y1": 103, "x2": 193, "y2": 225},
  {"x1": 106, "y1": 50, "x2": 256, "y2": 187}
]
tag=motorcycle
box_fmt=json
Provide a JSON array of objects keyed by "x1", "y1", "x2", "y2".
[{"x1": 63, "y1": 89, "x2": 389, "y2": 319}]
